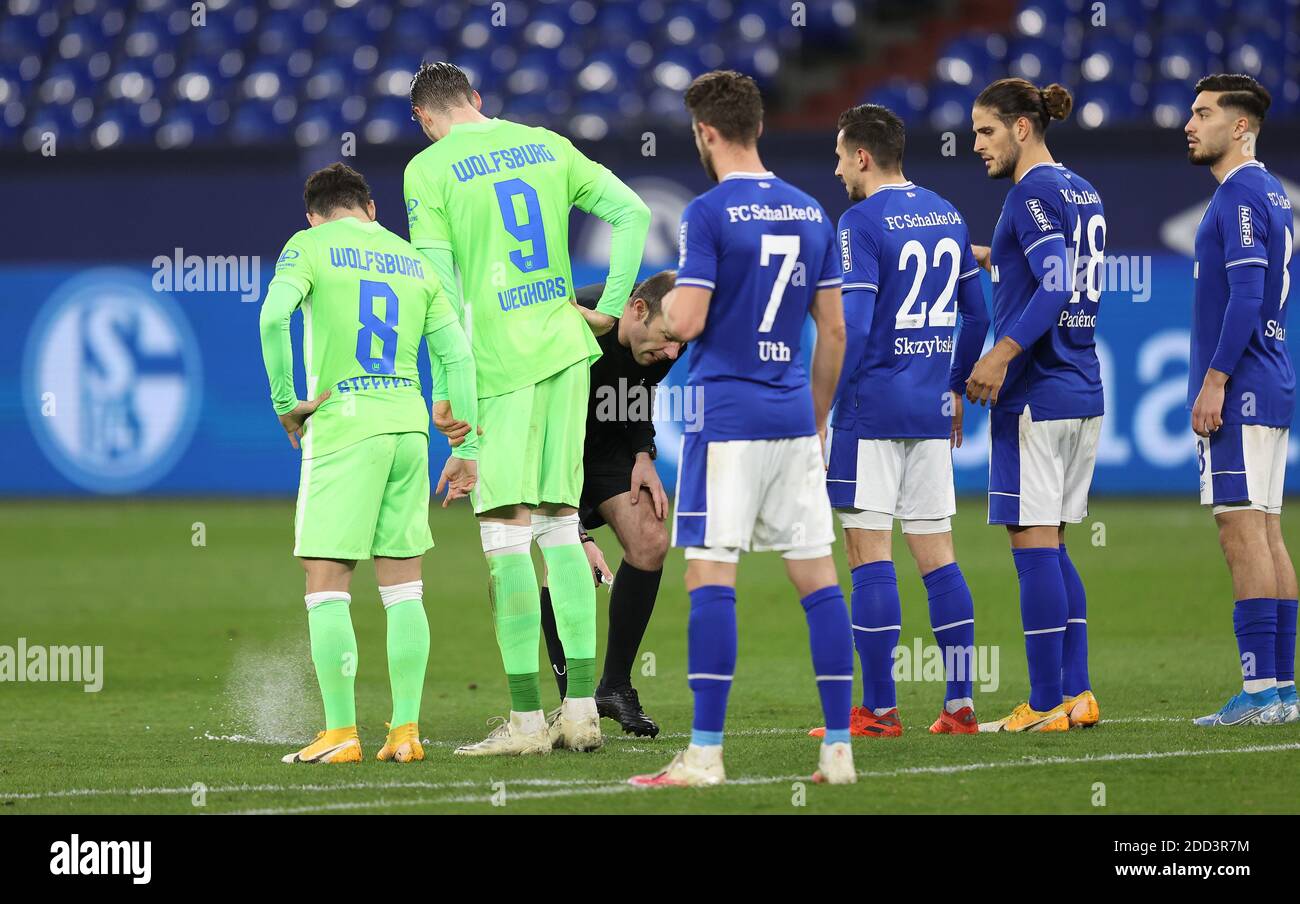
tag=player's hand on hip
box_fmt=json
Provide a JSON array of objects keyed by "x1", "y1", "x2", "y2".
[
  {"x1": 573, "y1": 302, "x2": 616, "y2": 337},
  {"x1": 1191, "y1": 372, "x2": 1227, "y2": 437},
  {"x1": 950, "y1": 392, "x2": 964, "y2": 449},
  {"x1": 432, "y1": 400, "x2": 479, "y2": 448},
  {"x1": 971, "y1": 244, "x2": 992, "y2": 271},
  {"x1": 437, "y1": 457, "x2": 477, "y2": 507},
  {"x1": 630, "y1": 452, "x2": 668, "y2": 520},
  {"x1": 583, "y1": 535, "x2": 612, "y2": 587},
  {"x1": 278, "y1": 389, "x2": 331, "y2": 450}
]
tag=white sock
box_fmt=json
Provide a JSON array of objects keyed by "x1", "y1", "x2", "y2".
[
  {"x1": 1243, "y1": 678, "x2": 1277, "y2": 694},
  {"x1": 873, "y1": 706, "x2": 894, "y2": 717},
  {"x1": 511, "y1": 709, "x2": 546, "y2": 734},
  {"x1": 562, "y1": 696, "x2": 597, "y2": 719},
  {"x1": 1278, "y1": 680, "x2": 1296, "y2": 689},
  {"x1": 945, "y1": 697, "x2": 973, "y2": 714}
]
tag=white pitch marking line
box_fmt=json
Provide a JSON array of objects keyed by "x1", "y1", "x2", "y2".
[
  {"x1": 5, "y1": 721, "x2": 1252, "y2": 803},
  {"x1": 217, "y1": 741, "x2": 1300, "y2": 814}
]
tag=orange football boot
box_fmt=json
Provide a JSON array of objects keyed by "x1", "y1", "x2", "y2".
[{"x1": 929, "y1": 706, "x2": 979, "y2": 734}]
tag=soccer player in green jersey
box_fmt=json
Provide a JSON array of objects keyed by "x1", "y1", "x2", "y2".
[
  {"x1": 404, "y1": 62, "x2": 651, "y2": 755},
  {"x1": 259, "y1": 163, "x2": 479, "y2": 765}
]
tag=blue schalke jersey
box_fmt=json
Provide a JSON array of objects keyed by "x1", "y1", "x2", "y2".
[
  {"x1": 833, "y1": 180, "x2": 987, "y2": 438},
  {"x1": 988, "y1": 161, "x2": 1106, "y2": 419},
  {"x1": 1189, "y1": 160, "x2": 1295, "y2": 427},
  {"x1": 676, "y1": 171, "x2": 841, "y2": 440}
]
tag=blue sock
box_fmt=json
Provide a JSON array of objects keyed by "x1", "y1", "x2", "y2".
[
  {"x1": 801, "y1": 585, "x2": 854, "y2": 744},
  {"x1": 1233, "y1": 598, "x2": 1277, "y2": 688},
  {"x1": 850, "y1": 561, "x2": 901, "y2": 711},
  {"x1": 1059, "y1": 544, "x2": 1091, "y2": 697},
  {"x1": 687, "y1": 585, "x2": 736, "y2": 746},
  {"x1": 1012, "y1": 547, "x2": 1067, "y2": 713},
  {"x1": 923, "y1": 562, "x2": 975, "y2": 706},
  {"x1": 1277, "y1": 599, "x2": 1298, "y2": 685}
]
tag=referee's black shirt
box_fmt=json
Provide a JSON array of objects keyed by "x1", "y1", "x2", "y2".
[{"x1": 576, "y1": 282, "x2": 678, "y2": 465}]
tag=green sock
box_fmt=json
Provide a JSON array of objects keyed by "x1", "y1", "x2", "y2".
[
  {"x1": 487, "y1": 552, "x2": 542, "y2": 712},
  {"x1": 541, "y1": 543, "x2": 598, "y2": 698},
  {"x1": 385, "y1": 598, "x2": 429, "y2": 726},
  {"x1": 307, "y1": 598, "x2": 357, "y2": 730}
]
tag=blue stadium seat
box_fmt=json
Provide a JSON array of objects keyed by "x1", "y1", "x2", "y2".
[
  {"x1": 926, "y1": 83, "x2": 979, "y2": 131},
  {"x1": 1079, "y1": 32, "x2": 1143, "y2": 84},
  {"x1": 92, "y1": 98, "x2": 160, "y2": 148},
  {"x1": 1153, "y1": 30, "x2": 1219, "y2": 83},
  {"x1": 1007, "y1": 37, "x2": 1069, "y2": 84},
  {"x1": 363, "y1": 95, "x2": 414, "y2": 145},
  {"x1": 230, "y1": 96, "x2": 296, "y2": 145},
  {"x1": 863, "y1": 78, "x2": 928, "y2": 127},
  {"x1": 156, "y1": 98, "x2": 228, "y2": 148},
  {"x1": 1149, "y1": 79, "x2": 1195, "y2": 129},
  {"x1": 1074, "y1": 81, "x2": 1145, "y2": 127},
  {"x1": 935, "y1": 33, "x2": 1007, "y2": 88}
]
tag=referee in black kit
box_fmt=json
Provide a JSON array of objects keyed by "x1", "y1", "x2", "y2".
[{"x1": 542, "y1": 271, "x2": 682, "y2": 736}]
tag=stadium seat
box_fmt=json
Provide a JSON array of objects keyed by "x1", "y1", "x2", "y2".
[{"x1": 1, "y1": 0, "x2": 1296, "y2": 149}]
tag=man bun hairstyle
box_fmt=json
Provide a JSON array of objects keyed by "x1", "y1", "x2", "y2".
[
  {"x1": 684, "y1": 70, "x2": 764, "y2": 145},
  {"x1": 303, "y1": 162, "x2": 372, "y2": 217},
  {"x1": 976, "y1": 77, "x2": 1073, "y2": 134},
  {"x1": 1195, "y1": 73, "x2": 1271, "y2": 124},
  {"x1": 837, "y1": 103, "x2": 906, "y2": 171},
  {"x1": 409, "y1": 60, "x2": 475, "y2": 112}
]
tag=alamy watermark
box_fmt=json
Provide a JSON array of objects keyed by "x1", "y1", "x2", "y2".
[
  {"x1": 152, "y1": 248, "x2": 261, "y2": 302},
  {"x1": 593, "y1": 378, "x2": 704, "y2": 433},
  {"x1": 1, "y1": 637, "x2": 103, "y2": 692},
  {"x1": 892, "y1": 639, "x2": 1000, "y2": 693}
]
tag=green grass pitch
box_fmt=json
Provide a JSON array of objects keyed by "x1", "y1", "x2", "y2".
[{"x1": 1, "y1": 497, "x2": 1297, "y2": 815}]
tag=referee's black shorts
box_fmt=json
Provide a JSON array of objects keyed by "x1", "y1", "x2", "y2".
[{"x1": 579, "y1": 440, "x2": 636, "y2": 531}]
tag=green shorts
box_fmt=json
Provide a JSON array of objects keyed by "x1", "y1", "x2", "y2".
[
  {"x1": 473, "y1": 359, "x2": 589, "y2": 514},
  {"x1": 294, "y1": 431, "x2": 433, "y2": 560}
]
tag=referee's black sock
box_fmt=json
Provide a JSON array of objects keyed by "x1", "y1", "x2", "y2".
[
  {"x1": 538, "y1": 585, "x2": 568, "y2": 699},
  {"x1": 601, "y1": 561, "x2": 663, "y2": 690}
]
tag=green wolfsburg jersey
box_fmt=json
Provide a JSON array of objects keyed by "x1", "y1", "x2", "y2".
[
  {"x1": 403, "y1": 118, "x2": 610, "y2": 398},
  {"x1": 268, "y1": 217, "x2": 457, "y2": 459}
]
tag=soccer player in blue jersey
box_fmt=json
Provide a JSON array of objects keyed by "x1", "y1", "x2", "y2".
[
  {"x1": 964, "y1": 79, "x2": 1105, "y2": 732},
  {"x1": 808, "y1": 103, "x2": 989, "y2": 739},
  {"x1": 1184, "y1": 74, "x2": 1297, "y2": 726},
  {"x1": 628, "y1": 71, "x2": 855, "y2": 786}
]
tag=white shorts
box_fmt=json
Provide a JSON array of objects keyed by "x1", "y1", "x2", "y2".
[
  {"x1": 826, "y1": 434, "x2": 955, "y2": 533},
  {"x1": 673, "y1": 433, "x2": 835, "y2": 561},
  {"x1": 988, "y1": 405, "x2": 1101, "y2": 527},
  {"x1": 1198, "y1": 424, "x2": 1287, "y2": 515}
]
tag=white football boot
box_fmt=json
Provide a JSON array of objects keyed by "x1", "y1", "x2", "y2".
[
  {"x1": 454, "y1": 711, "x2": 551, "y2": 756},
  {"x1": 628, "y1": 745, "x2": 726, "y2": 787},
  {"x1": 548, "y1": 697, "x2": 604, "y2": 752},
  {"x1": 812, "y1": 741, "x2": 857, "y2": 785}
]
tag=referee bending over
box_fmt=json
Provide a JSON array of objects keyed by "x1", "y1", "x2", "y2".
[{"x1": 544, "y1": 271, "x2": 682, "y2": 736}]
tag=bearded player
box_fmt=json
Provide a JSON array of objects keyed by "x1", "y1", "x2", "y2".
[
  {"x1": 1185, "y1": 74, "x2": 1297, "y2": 727},
  {"x1": 965, "y1": 79, "x2": 1105, "y2": 733},
  {"x1": 260, "y1": 163, "x2": 479, "y2": 765},
  {"x1": 404, "y1": 62, "x2": 650, "y2": 755},
  {"x1": 630, "y1": 71, "x2": 855, "y2": 787}
]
